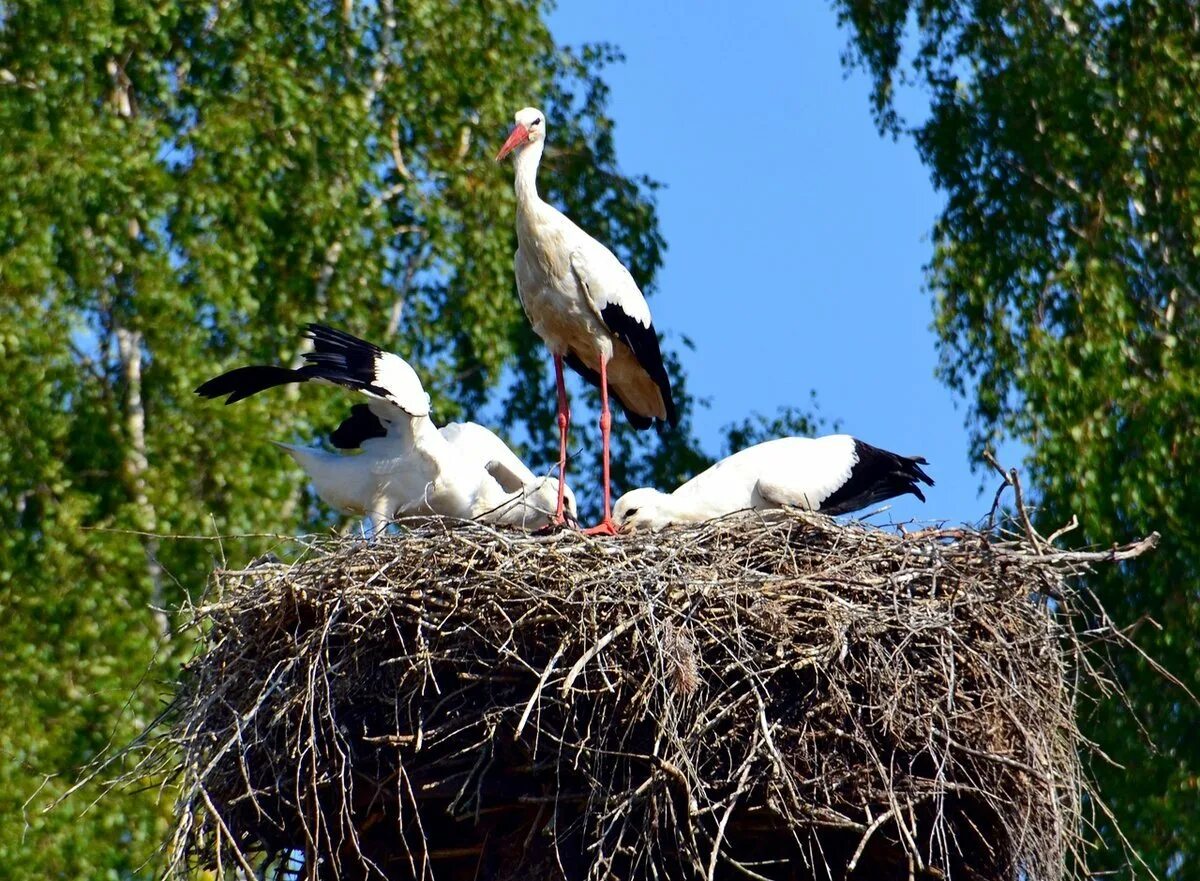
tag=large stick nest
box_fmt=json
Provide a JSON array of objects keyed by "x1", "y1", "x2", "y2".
[{"x1": 150, "y1": 512, "x2": 1156, "y2": 881}]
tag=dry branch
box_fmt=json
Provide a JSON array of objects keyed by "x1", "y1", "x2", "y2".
[{"x1": 129, "y1": 511, "x2": 1155, "y2": 881}]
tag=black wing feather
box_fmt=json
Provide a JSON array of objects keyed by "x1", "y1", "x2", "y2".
[
  {"x1": 194, "y1": 365, "x2": 309, "y2": 403},
  {"x1": 329, "y1": 403, "x2": 389, "y2": 450},
  {"x1": 597, "y1": 303, "x2": 678, "y2": 428},
  {"x1": 301, "y1": 324, "x2": 396, "y2": 399},
  {"x1": 820, "y1": 439, "x2": 935, "y2": 516},
  {"x1": 196, "y1": 324, "x2": 395, "y2": 406}
]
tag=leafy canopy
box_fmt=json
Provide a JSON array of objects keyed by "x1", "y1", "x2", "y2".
[
  {"x1": 0, "y1": 0, "x2": 721, "y2": 875},
  {"x1": 834, "y1": 0, "x2": 1200, "y2": 875}
]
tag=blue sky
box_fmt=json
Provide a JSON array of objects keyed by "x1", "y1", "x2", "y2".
[{"x1": 549, "y1": 1, "x2": 1015, "y2": 527}]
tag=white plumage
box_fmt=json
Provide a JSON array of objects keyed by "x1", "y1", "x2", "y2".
[
  {"x1": 612, "y1": 435, "x2": 933, "y2": 532},
  {"x1": 196, "y1": 324, "x2": 575, "y2": 535},
  {"x1": 497, "y1": 107, "x2": 678, "y2": 534}
]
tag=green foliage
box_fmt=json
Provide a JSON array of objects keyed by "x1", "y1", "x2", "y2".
[
  {"x1": 0, "y1": 0, "x2": 708, "y2": 875},
  {"x1": 835, "y1": 0, "x2": 1200, "y2": 874}
]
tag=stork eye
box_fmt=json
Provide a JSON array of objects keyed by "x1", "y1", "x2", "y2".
[
  {"x1": 531, "y1": 118, "x2": 542, "y2": 127},
  {"x1": 624, "y1": 508, "x2": 639, "y2": 518}
]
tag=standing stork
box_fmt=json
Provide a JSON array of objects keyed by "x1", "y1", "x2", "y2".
[{"x1": 496, "y1": 107, "x2": 678, "y2": 535}]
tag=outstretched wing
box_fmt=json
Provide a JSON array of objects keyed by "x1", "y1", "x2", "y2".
[
  {"x1": 195, "y1": 365, "x2": 310, "y2": 404},
  {"x1": 196, "y1": 324, "x2": 432, "y2": 428},
  {"x1": 302, "y1": 324, "x2": 431, "y2": 422}
]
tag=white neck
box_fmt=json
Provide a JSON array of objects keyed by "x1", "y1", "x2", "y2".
[{"x1": 512, "y1": 140, "x2": 545, "y2": 211}]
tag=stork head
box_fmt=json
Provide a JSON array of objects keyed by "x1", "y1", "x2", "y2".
[
  {"x1": 612, "y1": 487, "x2": 674, "y2": 534},
  {"x1": 495, "y1": 107, "x2": 546, "y2": 161}
]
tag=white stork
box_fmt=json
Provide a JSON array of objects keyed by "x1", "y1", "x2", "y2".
[
  {"x1": 196, "y1": 324, "x2": 576, "y2": 535},
  {"x1": 612, "y1": 435, "x2": 933, "y2": 532},
  {"x1": 496, "y1": 107, "x2": 678, "y2": 535}
]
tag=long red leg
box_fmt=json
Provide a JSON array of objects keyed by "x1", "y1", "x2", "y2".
[
  {"x1": 583, "y1": 356, "x2": 618, "y2": 536},
  {"x1": 553, "y1": 354, "x2": 570, "y2": 524}
]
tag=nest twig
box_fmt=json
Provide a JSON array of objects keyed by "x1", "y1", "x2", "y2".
[{"x1": 118, "y1": 510, "x2": 1157, "y2": 881}]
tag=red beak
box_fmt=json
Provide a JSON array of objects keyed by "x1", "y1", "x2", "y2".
[{"x1": 495, "y1": 123, "x2": 529, "y2": 161}]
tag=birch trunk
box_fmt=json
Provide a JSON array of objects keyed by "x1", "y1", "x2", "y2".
[{"x1": 115, "y1": 325, "x2": 169, "y2": 640}]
